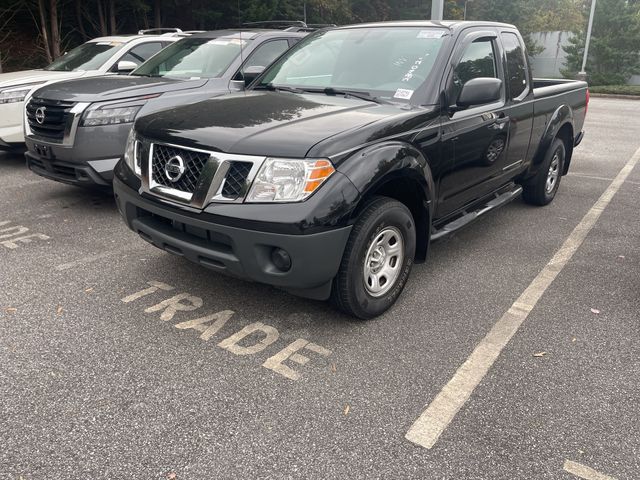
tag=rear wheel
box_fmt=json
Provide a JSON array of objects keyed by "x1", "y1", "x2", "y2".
[
  {"x1": 331, "y1": 196, "x2": 416, "y2": 319},
  {"x1": 523, "y1": 137, "x2": 566, "y2": 206}
]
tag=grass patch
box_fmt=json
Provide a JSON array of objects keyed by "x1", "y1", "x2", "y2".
[{"x1": 589, "y1": 85, "x2": 640, "y2": 96}]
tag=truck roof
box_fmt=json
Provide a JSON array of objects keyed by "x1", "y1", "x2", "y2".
[{"x1": 337, "y1": 20, "x2": 517, "y2": 31}]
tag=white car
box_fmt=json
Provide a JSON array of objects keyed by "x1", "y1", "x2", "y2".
[{"x1": 0, "y1": 30, "x2": 184, "y2": 149}]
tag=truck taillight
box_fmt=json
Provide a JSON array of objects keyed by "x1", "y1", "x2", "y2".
[{"x1": 585, "y1": 89, "x2": 590, "y2": 116}]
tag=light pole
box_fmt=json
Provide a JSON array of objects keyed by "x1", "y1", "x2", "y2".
[
  {"x1": 579, "y1": 0, "x2": 597, "y2": 79},
  {"x1": 464, "y1": 0, "x2": 474, "y2": 21},
  {"x1": 431, "y1": 0, "x2": 444, "y2": 21}
]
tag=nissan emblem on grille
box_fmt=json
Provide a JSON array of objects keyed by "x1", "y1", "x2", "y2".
[
  {"x1": 35, "y1": 107, "x2": 46, "y2": 125},
  {"x1": 164, "y1": 155, "x2": 186, "y2": 182}
]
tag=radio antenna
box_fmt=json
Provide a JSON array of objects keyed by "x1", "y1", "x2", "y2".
[{"x1": 238, "y1": 0, "x2": 245, "y2": 83}]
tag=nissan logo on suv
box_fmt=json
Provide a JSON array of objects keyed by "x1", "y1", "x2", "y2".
[
  {"x1": 35, "y1": 106, "x2": 47, "y2": 125},
  {"x1": 164, "y1": 155, "x2": 186, "y2": 182}
]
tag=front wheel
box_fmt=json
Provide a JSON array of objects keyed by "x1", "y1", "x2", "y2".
[
  {"x1": 331, "y1": 196, "x2": 416, "y2": 319},
  {"x1": 523, "y1": 137, "x2": 566, "y2": 206}
]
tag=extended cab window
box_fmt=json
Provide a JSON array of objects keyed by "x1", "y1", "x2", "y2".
[
  {"x1": 451, "y1": 39, "x2": 497, "y2": 103},
  {"x1": 501, "y1": 32, "x2": 528, "y2": 99}
]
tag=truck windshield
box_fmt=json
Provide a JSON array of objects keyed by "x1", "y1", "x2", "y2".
[
  {"x1": 44, "y1": 42, "x2": 124, "y2": 72},
  {"x1": 258, "y1": 27, "x2": 448, "y2": 102},
  {"x1": 132, "y1": 36, "x2": 248, "y2": 79}
]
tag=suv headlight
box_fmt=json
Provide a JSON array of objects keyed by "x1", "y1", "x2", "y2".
[
  {"x1": 246, "y1": 158, "x2": 335, "y2": 202},
  {"x1": 0, "y1": 87, "x2": 34, "y2": 104},
  {"x1": 81, "y1": 105, "x2": 142, "y2": 127},
  {"x1": 123, "y1": 130, "x2": 141, "y2": 176}
]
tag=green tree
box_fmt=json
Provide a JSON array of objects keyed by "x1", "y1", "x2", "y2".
[
  {"x1": 464, "y1": 0, "x2": 584, "y2": 55},
  {"x1": 562, "y1": 0, "x2": 640, "y2": 85}
]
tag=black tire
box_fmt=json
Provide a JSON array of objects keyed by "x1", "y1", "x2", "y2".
[
  {"x1": 331, "y1": 196, "x2": 416, "y2": 319},
  {"x1": 523, "y1": 137, "x2": 566, "y2": 206}
]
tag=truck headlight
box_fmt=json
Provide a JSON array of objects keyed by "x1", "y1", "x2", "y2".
[
  {"x1": 246, "y1": 158, "x2": 335, "y2": 202},
  {"x1": 123, "y1": 130, "x2": 141, "y2": 176},
  {"x1": 0, "y1": 87, "x2": 32, "y2": 104},
  {"x1": 81, "y1": 105, "x2": 142, "y2": 127}
]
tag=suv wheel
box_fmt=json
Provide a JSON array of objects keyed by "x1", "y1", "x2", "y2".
[
  {"x1": 331, "y1": 196, "x2": 416, "y2": 319},
  {"x1": 523, "y1": 137, "x2": 566, "y2": 206}
]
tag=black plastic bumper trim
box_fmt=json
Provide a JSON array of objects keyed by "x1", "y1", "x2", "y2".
[
  {"x1": 114, "y1": 175, "x2": 352, "y2": 300},
  {"x1": 25, "y1": 151, "x2": 112, "y2": 187}
]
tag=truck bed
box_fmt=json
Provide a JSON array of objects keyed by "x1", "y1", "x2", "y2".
[{"x1": 533, "y1": 78, "x2": 588, "y2": 99}]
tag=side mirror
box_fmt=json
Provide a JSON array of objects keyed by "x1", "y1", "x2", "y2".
[
  {"x1": 117, "y1": 60, "x2": 138, "y2": 74},
  {"x1": 229, "y1": 80, "x2": 245, "y2": 92},
  {"x1": 242, "y1": 65, "x2": 265, "y2": 85},
  {"x1": 456, "y1": 77, "x2": 502, "y2": 109}
]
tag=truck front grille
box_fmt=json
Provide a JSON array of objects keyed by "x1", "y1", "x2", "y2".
[
  {"x1": 221, "y1": 161, "x2": 253, "y2": 199},
  {"x1": 145, "y1": 141, "x2": 264, "y2": 207},
  {"x1": 26, "y1": 97, "x2": 76, "y2": 142},
  {"x1": 151, "y1": 144, "x2": 210, "y2": 194}
]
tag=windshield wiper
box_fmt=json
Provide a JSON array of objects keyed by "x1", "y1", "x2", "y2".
[
  {"x1": 321, "y1": 87, "x2": 389, "y2": 104},
  {"x1": 258, "y1": 83, "x2": 305, "y2": 94}
]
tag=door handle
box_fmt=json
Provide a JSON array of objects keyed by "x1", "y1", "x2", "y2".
[{"x1": 489, "y1": 113, "x2": 509, "y2": 130}]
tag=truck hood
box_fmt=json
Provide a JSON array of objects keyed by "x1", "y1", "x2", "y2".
[
  {"x1": 135, "y1": 91, "x2": 417, "y2": 158},
  {"x1": 32, "y1": 75, "x2": 211, "y2": 103},
  {"x1": 0, "y1": 69, "x2": 87, "y2": 89}
]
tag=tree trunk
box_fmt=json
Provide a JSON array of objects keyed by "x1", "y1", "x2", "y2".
[
  {"x1": 49, "y1": 0, "x2": 61, "y2": 59},
  {"x1": 108, "y1": 0, "x2": 116, "y2": 34},
  {"x1": 75, "y1": 0, "x2": 87, "y2": 39},
  {"x1": 154, "y1": 0, "x2": 161, "y2": 28},
  {"x1": 97, "y1": 0, "x2": 108, "y2": 36},
  {"x1": 37, "y1": 0, "x2": 52, "y2": 63}
]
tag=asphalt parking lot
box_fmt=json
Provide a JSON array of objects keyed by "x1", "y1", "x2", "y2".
[{"x1": 1, "y1": 97, "x2": 638, "y2": 480}]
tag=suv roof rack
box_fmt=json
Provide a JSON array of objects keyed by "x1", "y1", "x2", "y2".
[
  {"x1": 138, "y1": 28, "x2": 184, "y2": 36},
  {"x1": 241, "y1": 20, "x2": 306, "y2": 29},
  {"x1": 241, "y1": 20, "x2": 336, "y2": 32}
]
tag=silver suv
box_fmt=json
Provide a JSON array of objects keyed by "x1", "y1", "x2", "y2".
[
  {"x1": 24, "y1": 29, "x2": 305, "y2": 188},
  {"x1": 0, "y1": 30, "x2": 184, "y2": 149}
]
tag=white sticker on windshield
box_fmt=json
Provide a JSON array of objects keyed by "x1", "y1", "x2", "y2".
[
  {"x1": 394, "y1": 88, "x2": 414, "y2": 100},
  {"x1": 417, "y1": 30, "x2": 445, "y2": 39},
  {"x1": 208, "y1": 39, "x2": 230, "y2": 45}
]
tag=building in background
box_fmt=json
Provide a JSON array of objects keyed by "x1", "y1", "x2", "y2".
[{"x1": 529, "y1": 30, "x2": 640, "y2": 85}]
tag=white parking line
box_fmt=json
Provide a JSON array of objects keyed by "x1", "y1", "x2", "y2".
[
  {"x1": 563, "y1": 459, "x2": 617, "y2": 480},
  {"x1": 405, "y1": 146, "x2": 640, "y2": 449},
  {"x1": 568, "y1": 172, "x2": 614, "y2": 182}
]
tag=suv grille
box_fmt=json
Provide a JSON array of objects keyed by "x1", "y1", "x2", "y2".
[
  {"x1": 26, "y1": 97, "x2": 76, "y2": 142},
  {"x1": 151, "y1": 144, "x2": 210, "y2": 194},
  {"x1": 221, "y1": 161, "x2": 253, "y2": 199}
]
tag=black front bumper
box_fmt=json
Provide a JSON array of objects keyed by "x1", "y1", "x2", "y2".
[
  {"x1": 25, "y1": 150, "x2": 113, "y2": 187},
  {"x1": 113, "y1": 175, "x2": 352, "y2": 300}
]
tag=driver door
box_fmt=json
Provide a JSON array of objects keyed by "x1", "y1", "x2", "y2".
[{"x1": 437, "y1": 32, "x2": 512, "y2": 218}]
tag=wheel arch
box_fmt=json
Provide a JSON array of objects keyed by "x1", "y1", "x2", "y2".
[
  {"x1": 338, "y1": 141, "x2": 434, "y2": 263},
  {"x1": 531, "y1": 104, "x2": 574, "y2": 175}
]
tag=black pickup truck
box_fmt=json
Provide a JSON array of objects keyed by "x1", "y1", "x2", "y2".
[{"x1": 113, "y1": 21, "x2": 588, "y2": 319}]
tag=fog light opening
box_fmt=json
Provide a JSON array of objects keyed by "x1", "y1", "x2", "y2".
[{"x1": 271, "y1": 247, "x2": 292, "y2": 272}]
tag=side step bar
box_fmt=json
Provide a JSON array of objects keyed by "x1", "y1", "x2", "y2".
[{"x1": 431, "y1": 185, "x2": 523, "y2": 241}]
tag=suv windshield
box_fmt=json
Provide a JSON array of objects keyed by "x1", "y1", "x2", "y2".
[
  {"x1": 258, "y1": 27, "x2": 448, "y2": 102},
  {"x1": 44, "y1": 41, "x2": 124, "y2": 72},
  {"x1": 132, "y1": 36, "x2": 249, "y2": 78}
]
